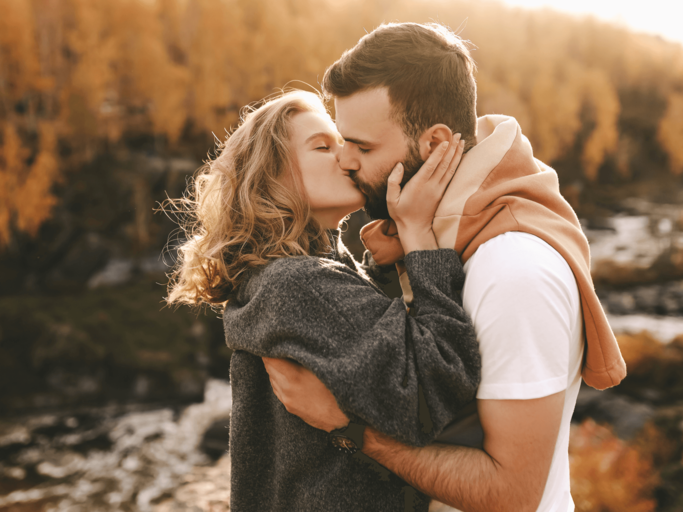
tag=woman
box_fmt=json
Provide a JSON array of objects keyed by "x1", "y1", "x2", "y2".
[{"x1": 166, "y1": 90, "x2": 480, "y2": 512}]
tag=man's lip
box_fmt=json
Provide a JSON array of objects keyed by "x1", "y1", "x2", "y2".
[
  {"x1": 343, "y1": 171, "x2": 366, "y2": 193},
  {"x1": 350, "y1": 180, "x2": 364, "y2": 193},
  {"x1": 349, "y1": 177, "x2": 362, "y2": 192}
]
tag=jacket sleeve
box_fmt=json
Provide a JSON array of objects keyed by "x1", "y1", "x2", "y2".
[{"x1": 223, "y1": 249, "x2": 480, "y2": 447}]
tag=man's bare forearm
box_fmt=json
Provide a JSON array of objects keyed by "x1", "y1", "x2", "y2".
[{"x1": 362, "y1": 428, "x2": 531, "y2": 512}]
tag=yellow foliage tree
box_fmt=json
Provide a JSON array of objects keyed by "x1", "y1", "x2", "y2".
[
  {"x1": 0, "y1": 123, "x2": 59, "y2": 243},
  {"x1": 527, "y1": 68, "x2": 583, "y2": 163},
  {"x1": 0, "y1": 126, "x2": 27, "y2": 245},
  {"x1": 657, "y1": 92, "x2": 683, "y2": 175},
  {"x1": 182, "y1": 0, "x2": 243, "y2": 136},
  {"x1": 1, "y1": 0, "x2": 683, "y2": 246},
  {"x1": 110, "y1": 0, "x2": 189, "y2": 143},
  {"x1": 60, "y1": 0, "x2": 119, "y2": 150},
  {"x1": 580, "y1": 69, "x2": 620, "y2": 181},
  {"x1": 0, "y1": 0, "x2": 43, "y2": 103},
  {"x1": 14, "y1": 122, "x2": 60, "y2": 236}
]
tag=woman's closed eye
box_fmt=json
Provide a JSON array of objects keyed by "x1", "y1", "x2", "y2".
[{"x1": 316, "y1": 146, "x2": 330, "y2": 151}]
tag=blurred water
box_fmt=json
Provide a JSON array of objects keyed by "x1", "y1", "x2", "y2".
[
  {"x1": 585, "y1": 203, "x2": 683, "y2": 342},
  {"x1": 607, "y1": 313, "x2": 683, "y2": 343},
  {"x1": 0, "y1": 380, "x2": 232, "y2": 512}
]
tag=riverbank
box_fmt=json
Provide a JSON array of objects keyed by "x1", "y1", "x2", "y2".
[{"x1": 2, "y1": 193, "x2": 683, "y2": 510}]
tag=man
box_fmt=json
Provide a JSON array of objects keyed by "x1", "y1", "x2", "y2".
[{"x1": 264, "y1": 22, "x2": 626, "y2": 512}]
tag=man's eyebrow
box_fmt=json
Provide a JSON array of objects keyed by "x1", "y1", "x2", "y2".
[{"x1": 343, "y1": 137, "x2": 374, "y2": 146}]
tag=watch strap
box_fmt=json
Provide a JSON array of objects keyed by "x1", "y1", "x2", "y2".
[
  {"x1": 342, "y1": 422, "x2": 365, "y2": 450},
  {"x1": 329, "y1": 421, "x2": 366, "y2": 454}
]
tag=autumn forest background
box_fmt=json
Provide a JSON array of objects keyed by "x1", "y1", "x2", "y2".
[{"x1": 1, "y1": 0, "x2": 683, "y2": 511}]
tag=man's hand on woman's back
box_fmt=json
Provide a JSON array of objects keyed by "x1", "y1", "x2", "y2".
[{"x1": 263, "y1": 357, "x2": 349, "y2": 432}]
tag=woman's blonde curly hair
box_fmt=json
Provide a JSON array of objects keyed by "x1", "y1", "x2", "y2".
[{"x1": 164, "y1": 90, "x2": 332, "y2": 308}]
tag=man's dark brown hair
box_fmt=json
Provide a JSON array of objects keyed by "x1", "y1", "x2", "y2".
[{"x1": 322, "y1": 22, "x2": 478, "y2": 150}]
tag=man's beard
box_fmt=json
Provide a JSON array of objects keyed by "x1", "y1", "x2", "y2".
[{"x1": 357, "y1": 140, "x2": 424, "y2": 220}]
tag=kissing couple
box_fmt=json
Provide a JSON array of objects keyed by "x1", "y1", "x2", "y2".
[{"x1": 167, "y1": 22, "x2": 626, "y2": 512}]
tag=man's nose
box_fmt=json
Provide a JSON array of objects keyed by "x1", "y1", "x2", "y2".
[{"x1": 338, "y1": 145, "x2": 359, "y2": 172}]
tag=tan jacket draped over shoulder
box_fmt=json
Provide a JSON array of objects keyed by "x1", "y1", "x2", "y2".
[{"x1": 360, "y1": 115, "x2": 626, "y2": 390}]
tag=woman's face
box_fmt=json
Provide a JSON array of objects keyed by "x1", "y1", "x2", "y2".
[{"x1": 290, "y1": 111, "x2": 366, "y2": 228}]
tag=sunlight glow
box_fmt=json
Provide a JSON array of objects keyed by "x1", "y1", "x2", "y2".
[{"x1": 499, "y1": 0, "x2": 683, "y2": 44}]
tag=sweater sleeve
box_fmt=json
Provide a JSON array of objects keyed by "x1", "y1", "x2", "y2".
[{"x1": 223, "y1": 249, "x2": 480, "y2": 447}]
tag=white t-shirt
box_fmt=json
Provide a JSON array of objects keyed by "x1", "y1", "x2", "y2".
[{"x1": 462, "y1": 232, "x2": 584, "y2": 512}]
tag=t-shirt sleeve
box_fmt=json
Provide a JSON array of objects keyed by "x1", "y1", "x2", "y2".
[{"x1": 462, "y1": 233, "x2": 581, "y2": 400}]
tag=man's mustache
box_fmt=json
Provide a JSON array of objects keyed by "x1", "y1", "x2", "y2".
[
  {"x1": 348, "y1": 168, "x2": 409, "y2": 190},
  {"x1": 348, "y1": 171, "x2": 371, "y2": 195}
]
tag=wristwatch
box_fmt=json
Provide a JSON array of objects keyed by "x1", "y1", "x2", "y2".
[{"x1": 329, "y1": 422, "x2": 366, "y2": 454}]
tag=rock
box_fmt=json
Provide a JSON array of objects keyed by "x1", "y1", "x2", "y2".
[
  {"x1": 0, "y1": 424, "x2": 31, "y2": 447},
  {"x1": 200, "y1": 418, "x2": 230, "y2": 461},
  {"x1": 45, "y1": 367, "x2": 103, "y2": 397},
  {"x1": 109, "y1": 408, "x2": 176, "y2": 451},
  {"x1": 168, "y1": 158, "x2": 200, "y2": 175},
  {"x1": 632, "y1": 285, "x2": 662, "y2": 313},
  {"x1": 47, "y1": 232, "x2": 111, "y2": 286},
  {"x1": 573, "y1": 386, "x2": 656, "y2": 440},
  {"x1": 625, "y1": 280, "x2": 683, "y2": 315},
  {"x1": 16, "y1": 446, "x2": 47, "y2": 466},
  {"x1": 36, "y1": 451, "x2": 86, "y2": 478},
  {"x1": 154, "y1": 454, "x2": 231, "y2": 512},
  {"x1": 0, "y1": 466, "x2": 26, "y2": 480},
  {"x1": 0, "y1": 483, "x2": 74, "y2": 508},
  {"x1": 88, "y1": 259, "x2": 134, "y2": 288},
  {"x1": 601, "y1": 290, "x2": 637, "y2": 315},
  {"x1": 87, "y1": 255, "x2": 172, "y2": 289},
  {"x1": 140, "y1": 255, "x2": 171, "y2": 275}
]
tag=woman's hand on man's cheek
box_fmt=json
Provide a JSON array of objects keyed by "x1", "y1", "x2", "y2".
[{"x1": 262, "y1": 357, "x2": 349, "y2": 432}]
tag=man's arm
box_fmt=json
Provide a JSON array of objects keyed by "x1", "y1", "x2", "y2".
[
  {"x1": 362, "y1": 391, "x2": 565, "y2": 512},
  {"x1": 263, "y1": 357, "x2": 565, "y2": 512}
]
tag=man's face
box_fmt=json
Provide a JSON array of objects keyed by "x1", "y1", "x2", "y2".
[{"x1": 334, "y1": 88, "x2": 423, "y2": 220}]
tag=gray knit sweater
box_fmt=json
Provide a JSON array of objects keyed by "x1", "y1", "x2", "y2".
[{"x1": 223, "y1": 232, "x2": 480, "y2": 512}]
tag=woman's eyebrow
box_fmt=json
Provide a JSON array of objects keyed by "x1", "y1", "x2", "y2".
[{"x1": 304, "y1": 131, "x2": 337, "y2": 144}]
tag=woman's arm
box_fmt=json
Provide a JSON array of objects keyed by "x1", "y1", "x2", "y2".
[{"x1": 223, "y1": 247, "x2": 479, "y2": 447}]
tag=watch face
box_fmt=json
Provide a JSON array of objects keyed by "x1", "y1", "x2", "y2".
[{"x1": 331, "y1": 436, "x2": 357, "y2": 453}]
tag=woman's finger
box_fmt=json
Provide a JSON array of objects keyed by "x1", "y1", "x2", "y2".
[
  {"x1": 440, "y1": 138, "x2": 465, "y2": 186},
  {"x1": 415, "y1": 140, "x2": 450, "y2": 181},
  {"x1": 431, "y1": 138, "x2": 457, "y2": 182},
  {"x1": 432, "y1": 134, "x2": 461, "y2": 182},
  {"x1": 386, "y1": 162, "x2": 404, "y2": 206}
]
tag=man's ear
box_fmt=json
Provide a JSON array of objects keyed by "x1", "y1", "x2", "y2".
[{"x1": 418, "y1": 124, "x2": 454, "y2": 161}]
